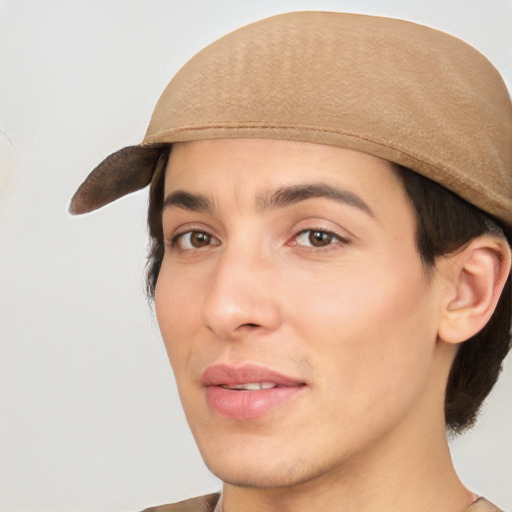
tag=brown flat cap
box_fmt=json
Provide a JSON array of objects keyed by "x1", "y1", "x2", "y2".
[{"x1": 70, "y1": 11, "x2": 512, "y2": 230}]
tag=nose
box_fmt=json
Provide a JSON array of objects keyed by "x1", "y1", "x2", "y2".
[{"x1": 201, "y1": 244, "x2": 282, "y2": 340}]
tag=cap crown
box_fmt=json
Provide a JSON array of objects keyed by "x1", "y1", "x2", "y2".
[{"x1": 72, "y1": 11, "x2": 512, "y2": 226}]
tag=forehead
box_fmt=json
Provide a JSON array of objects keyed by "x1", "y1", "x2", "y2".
[
  {"x1": 165, "y1": 138, "x2": 394, "y2": 178},
  {"x1": 162, "y1": 139, "x2": 413, "y2": 223}
]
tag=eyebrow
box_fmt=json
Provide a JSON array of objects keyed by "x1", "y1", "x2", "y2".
[
  {"x1": 258, "y1": 183, "x2": 374, "y2": 217},
  {"x1": 163, "y1": 190, "x2": 213, "y2": 213},
  {"x1": 163, "y1": 183, "x2": 374, "y2": 217}
]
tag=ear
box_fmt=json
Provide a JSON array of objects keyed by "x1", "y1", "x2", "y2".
[{"x1": 437, "y1": 234, "x2": 511, "y2": 345}]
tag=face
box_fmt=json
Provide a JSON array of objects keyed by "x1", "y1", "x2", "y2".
[{"x1": 155, "y1": 139, "x2": 448, "y2": 490}]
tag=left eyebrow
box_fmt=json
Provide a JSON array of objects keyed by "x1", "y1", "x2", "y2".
[{"x1": 257, "y1": 183, "x2": 375, "y2": 217}]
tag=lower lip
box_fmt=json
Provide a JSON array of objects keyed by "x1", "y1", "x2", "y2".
[{"x1": 205, "y1": 385, "x2": 305, "y2": 420}]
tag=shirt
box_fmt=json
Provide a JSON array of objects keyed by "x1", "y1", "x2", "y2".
[{"x1": 142, "y1": 493, "x2": 504, "y2": 511}]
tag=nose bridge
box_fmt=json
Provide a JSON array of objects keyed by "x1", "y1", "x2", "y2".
[{"x1": 201, "y1": 234, "x2": 280, "y2": 339}]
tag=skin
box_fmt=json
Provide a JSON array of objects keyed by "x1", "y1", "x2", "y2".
[{"x1": 155, "y1": 138, "x2": 476, "y2": 512}]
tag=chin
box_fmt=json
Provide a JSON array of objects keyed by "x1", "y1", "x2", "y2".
[{"x1": 201, "y1": 449, "x2": 326, "y2": 489}]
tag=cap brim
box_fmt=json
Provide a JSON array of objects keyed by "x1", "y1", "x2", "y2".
[{"x1": 69, "y1": 145, "x2": 165, "y2": 214}]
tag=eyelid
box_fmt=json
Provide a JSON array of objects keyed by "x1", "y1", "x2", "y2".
[
  {"x1": 164, "y1": 222, "x2": 220, "y2": 249},
  {"x1": 296, "y1": 228, "x2": 339, "y2": 242},
  {"x1": 289, "y1": 227, "x2": 350, "y2": 249},
  {"x1": 289, "y1": 216, "x2": 352, "y2": 240},
  {"x1": 163, "y1": 218, "x2": 353, "y2": 253},
  {"x1": 171, "y1": 228, "x2": 218, "y2": 244}
]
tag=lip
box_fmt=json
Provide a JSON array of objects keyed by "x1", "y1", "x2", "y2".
[{"x1": 201, "y1": 363, "x2": 306, "y2": 420}]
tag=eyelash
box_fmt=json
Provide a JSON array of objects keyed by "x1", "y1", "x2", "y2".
[
  {"x1": 168, "y1": 230, "x2": 220, "y2": 250},
  {"x1": 167, "y1": 227, "x2": 349, "y2": 253},
  {"x1": 291, "y1": 229, "x2": 349, "y2": 250}
]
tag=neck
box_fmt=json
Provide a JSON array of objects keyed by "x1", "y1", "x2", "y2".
[{"x1": 222, "y1": 410, "x2": 473, "y2": 512}]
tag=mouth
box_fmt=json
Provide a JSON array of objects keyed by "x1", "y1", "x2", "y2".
[
  {"x1": 221, "y1": 382, "x2": 282, "y2": 391},
  {"x1": 201, "y1": 363, "x2": 306, "y2": 420}
]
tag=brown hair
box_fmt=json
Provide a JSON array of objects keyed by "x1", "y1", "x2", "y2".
[
  {"x1": 145, "y1": 148, "x2": 511, "y2": 433},
  {"x1": 395, "y1": 166, "x2": 511, "y2": 433}
]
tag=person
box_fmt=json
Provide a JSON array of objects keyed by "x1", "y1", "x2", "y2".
[{"x1": 70, "y1": 11, "x2": 511, "y2": 512}]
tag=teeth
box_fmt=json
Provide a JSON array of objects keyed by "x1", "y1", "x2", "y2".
[{"x1": 222, "y1": 382, "x2": 277, "y2": 391}]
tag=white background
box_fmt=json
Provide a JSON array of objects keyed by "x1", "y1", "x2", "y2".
[{"x1": 1, "y1": 1, "x2": 511, "y2": 511}]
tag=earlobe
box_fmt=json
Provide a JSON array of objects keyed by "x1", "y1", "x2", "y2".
[{"x1": 437, "y1": 235, "x2": 511, "y2": 345}]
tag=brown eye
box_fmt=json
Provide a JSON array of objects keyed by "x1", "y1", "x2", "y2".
[
  {"x1": 190, "y1": 232, "x2": 211, "y2": 247},
  {"x1": 294, "y1": 229, "x2": 342, "y2": 248},
  {"x1": 309, "y1": 231, "x2": 333, "y2": 247},
  {"x1": 175, "y1": 231, "x2": 219, "y2": 250}
]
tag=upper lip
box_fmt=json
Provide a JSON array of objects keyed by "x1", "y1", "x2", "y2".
[{"x1": 201, "y1": 363, "x2": 305, "y2": 388}]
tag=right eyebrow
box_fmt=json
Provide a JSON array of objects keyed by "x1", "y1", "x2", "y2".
[{"x1": 162, "y1": 190, "x2": 213, "y2": 213}]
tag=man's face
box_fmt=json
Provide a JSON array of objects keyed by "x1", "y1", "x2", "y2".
[{"x1": 155, "y1": 139, "x2": 448, "y2": 489}]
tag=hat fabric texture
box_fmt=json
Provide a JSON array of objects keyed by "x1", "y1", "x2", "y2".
[{"x1": 70, "y1": 11, "x2": 512, "y2": 230}]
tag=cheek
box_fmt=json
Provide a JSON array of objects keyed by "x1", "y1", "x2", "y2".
[
  {"x1": 289, "y1": 254, "x2": 438, "y2": 415},
  {"x1": 154, "y1": 263, "x2": 202, "y2": 374}
]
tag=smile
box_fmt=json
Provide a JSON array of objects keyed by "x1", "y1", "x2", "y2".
[
  {"x1": 221, "y1": 382, "x2": 278, "y2": 390},
  {"x1": 202, "y1": 363, "x2": 306, "y2": 420}
]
